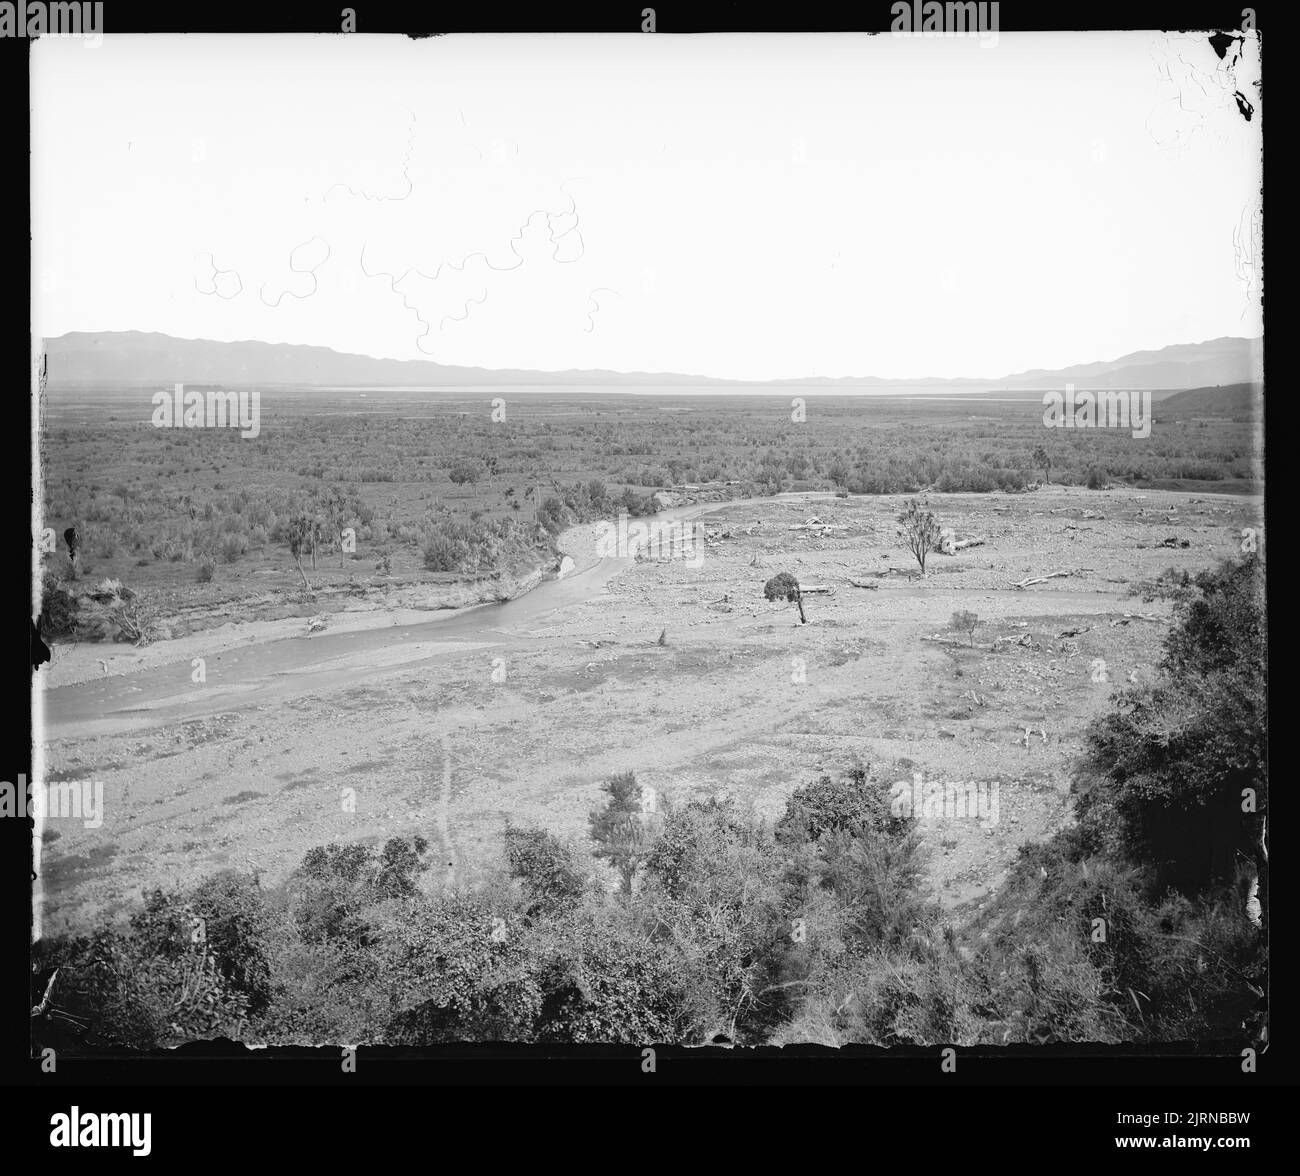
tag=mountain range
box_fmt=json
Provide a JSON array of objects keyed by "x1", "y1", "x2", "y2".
[{"x1": 42, "y1": 331, "x2": 1263, "y2": 392}]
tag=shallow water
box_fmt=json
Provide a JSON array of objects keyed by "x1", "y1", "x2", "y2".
[{"x1": 39, "y1": 495, "x2": 807, "y2": 733}]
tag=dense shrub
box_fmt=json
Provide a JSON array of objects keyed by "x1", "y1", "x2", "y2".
[
  {"x1": 504, "y1": 824, "x2": 591, "y2": 918},
  {"x1": 1076, "y1": 555, "x2": 1266, "y2": 891},
  {"x1": 33, "y1": 545, "x2": 1268, "y2": 1051},
  {"x1": 775, "y1": 767, "x2": 909, "y2": 846},
  {"x1": 40, "y1": 572, "x2": 81, "y2": 639},
  {"x1": 422, "y1": 516, "x2": 551, "y2": 574}
]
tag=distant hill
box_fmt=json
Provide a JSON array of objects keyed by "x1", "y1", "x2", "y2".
[
  {"x1": 41, "y1": 330, "x2": 1263, "y2": 392},
  {"x1": 1155, "y1": 381, "x2": 1261, "y2": 421},
  {"x1": 41, "y1": 330, "x2": 725, "y2": 389},
  {"x1": 999, "y1": 337, "x2": 1262, "y2": 391},
  {"x1": 787, "y1": 337, "x2": 1262, "y2": 390}
]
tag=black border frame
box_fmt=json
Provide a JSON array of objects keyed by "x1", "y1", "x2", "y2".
[{"x1": 6, "y1": 0, "x2": 1281, "y2": 1146}]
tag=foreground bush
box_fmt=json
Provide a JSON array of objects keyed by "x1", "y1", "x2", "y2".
[{"x1": 34, "y1": 550, "x2": 1268, "y2": 1052}]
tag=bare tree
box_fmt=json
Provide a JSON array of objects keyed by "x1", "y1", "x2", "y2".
[
  {"x1": 308, "y1": 516, "x2": 324, "y2": 570},
  {"x1": 321, "y1": 486, "x2": 352, "y2": 555},
  {"x1": 287, "y1": 515, "x2": 315, "y2": 592},
  {"x1": 897, "y1": 498, "x2": 942, "y2": 577}
]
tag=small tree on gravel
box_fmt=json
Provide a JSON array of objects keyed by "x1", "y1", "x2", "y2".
[
  {"x1": 951, "y1": 609, "x2": 980, "y2": 646},
  {"x1": 764, "y1": 571, "x2": 806, "y2": 624},
  {"x1": 897, "y1": 498, "x2": 942, "y2": 577},
  {"x1": 1033, "y1": 446, "x2": 1051, "y2": 484}
]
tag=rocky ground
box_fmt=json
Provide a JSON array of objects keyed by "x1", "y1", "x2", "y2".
[{"x1": 35, "y1": 485, "x2": 1261, "y2": 935}]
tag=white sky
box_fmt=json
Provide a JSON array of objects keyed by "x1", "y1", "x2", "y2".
[{"x1": 31, "y1": 31, "x2": 1262, "y2": 380}]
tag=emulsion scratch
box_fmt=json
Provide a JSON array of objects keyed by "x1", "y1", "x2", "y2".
[
  {"x1": 583, "y1": 287, "x2": 620, "y2": 333},
  {"x1": 1145, "y1": 31, "x2": 1260, "y2": 151},
  {"x1": 440, "y1": 289, "x2": 489, "y2": 332},
  {"x1": 370, "y1": 220, "x2": 530, "y2": 287},
  {"x1": 379, "y1": 183, "x2": 587, "y2": 286},
  {"x1": 545, "y1": 181, "x2": 585, "y2": 263},
  {"x1": 259, "y1": 237, "x2": 331, "y2": 308},
  {"x1": 193, "y1": 251, "x2": 243, "y2": 300},
  {"x1": 361, "y1": 182, "x2": 587, "y2": 353},
  {"x1": 1233, "y1": 202, "x2": 1263, "y2": 318},
  {"x1": 322, "y1": 110, "x2": 417, "y2": 204},
  {"x1": 1208, "y1": 31, "x2": 1257, "y2": 121},
  {"x1": 360, "y1": 243, "x2": 435, "y2": 354},
  {"x1": 458, "y1": 107, "x2": 520, "y2": 164}
]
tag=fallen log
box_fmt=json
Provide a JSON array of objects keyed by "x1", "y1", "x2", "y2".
[
  {"x1": 848, "y1": 579, "x2": 880, "y2": 590},
  {"x1": 855, "y1": 566, "x2": 914, "y2": 579},
  {"x1": 1013, "y1": 569, "x2": 1090, "y2": 590},
  {"x1": 939, "y1": 528, "x2": 988, "y2": 554}
]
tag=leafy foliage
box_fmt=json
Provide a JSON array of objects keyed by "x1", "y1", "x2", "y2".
[
  {"x1": 588, "y1": 771, "x2": 654, "y2": 895},
  {"x1": 1077, "y1": 556, "x2": 1266, "y2": 891},
  {"x1": 36, "y1": 548, "x2": 1269, "y2": 1053},
  {"x1": 504, "y1": 824, "x2": 590, "y2": 919},
  {"x1": 764, "y1": 571, "x2": 806, "y2": 622}
]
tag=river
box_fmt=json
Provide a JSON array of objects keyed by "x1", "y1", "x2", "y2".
[{"x1": 40, "y1": 494, "x2": 822, "y2": 734}]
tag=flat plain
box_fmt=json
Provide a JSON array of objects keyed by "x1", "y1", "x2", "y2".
[{"x1": 36, "y1": 384, "x2": 1261, "y2": 938}]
